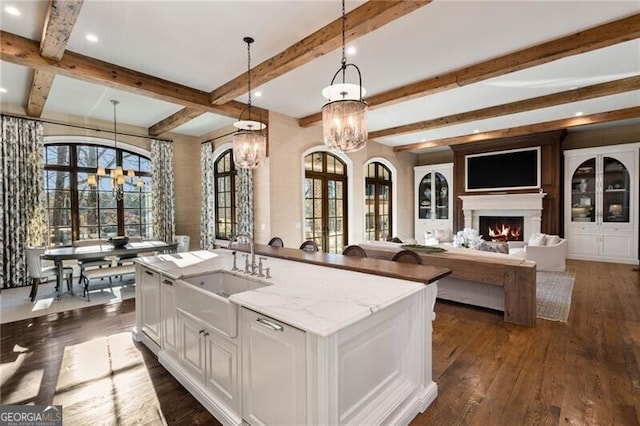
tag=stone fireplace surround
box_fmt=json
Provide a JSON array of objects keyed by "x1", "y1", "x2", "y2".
[{"x1": 459, "y1": 193, "x2": 546, "y2": 242}]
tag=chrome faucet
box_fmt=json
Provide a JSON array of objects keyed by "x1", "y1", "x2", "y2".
[{"x1": 230, "y1": 233, "x2": 256, "y2": 275}]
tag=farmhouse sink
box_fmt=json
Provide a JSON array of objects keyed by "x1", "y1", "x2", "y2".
[{"x1": 176, "y1": 271, "x2": 269, "y2": 338}]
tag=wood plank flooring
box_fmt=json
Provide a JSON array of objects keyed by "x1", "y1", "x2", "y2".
[{"x1": 1, "y1": 259, "x2": 638, "y2": 425}]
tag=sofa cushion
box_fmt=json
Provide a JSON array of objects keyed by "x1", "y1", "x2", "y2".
[
  {"x1": 478, "y1": 241, "x2": 509, "y2": 254},
  {"x1": 545, "y1": 234, "x2": 561, "y2": 246},
  {"x1": 528, "y1": 232, "x2": 546, "y2": 246}
]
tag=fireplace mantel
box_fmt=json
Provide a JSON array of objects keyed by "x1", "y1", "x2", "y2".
[{"x1": 459, "y1": 193, "x2": 547, "y2": 241}]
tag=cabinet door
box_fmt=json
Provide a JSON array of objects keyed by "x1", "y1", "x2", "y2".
[
  {"x1": 568, "y1": 156, "x2": 596, "y2": 224},
  {"x1": 567, "y1": 233, "x2": 600, "y2": 257},
  {"x1": 178, "y1": 310, "x2": 206, "y2": 378},
  {"x1": 241, "y1": 308, "x2": 306, "y2": 426},
  {"x1": 602, "y1": 156, "x2": 631, "y2": 223},
  {"x1": 161, "y1": 277, "x2": 177, "y2": 354},
  {"x1": 140, "y1": 267, "x2": 161, "y2": 345},
  {"x1": 205, "y1": 330, "x2": 240, "y2": 414}
]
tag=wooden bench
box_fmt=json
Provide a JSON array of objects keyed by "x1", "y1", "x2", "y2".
[{"x1": 82, "y1": 264, "x2": 136, "y2": 301}]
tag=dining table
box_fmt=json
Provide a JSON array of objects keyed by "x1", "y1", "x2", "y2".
[{"x1": 42, "y1": 240, "x2": 178, "y2": 299}]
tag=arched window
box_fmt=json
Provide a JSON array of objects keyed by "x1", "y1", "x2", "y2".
[
  {"x1": 214, "y1": 149, "x2": 237, "y2": 239},
  {"x1": 43, "y1": 143, "x2": 152, "y2": 245},
  {"x1": 304, "y1": 151, "x2": 348, "y2": 253},
  {"x1": 364, "y1": 162, "x2": 392, "y2": 241}
]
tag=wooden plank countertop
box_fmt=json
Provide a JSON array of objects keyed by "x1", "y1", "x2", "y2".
[{"x1": 229, "y1": 244, "x2": 451, "y2": 285}]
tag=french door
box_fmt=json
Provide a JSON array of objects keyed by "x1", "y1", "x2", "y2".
[{"x1": 304, "y1": 152, "x2": 348, "y2": 253}]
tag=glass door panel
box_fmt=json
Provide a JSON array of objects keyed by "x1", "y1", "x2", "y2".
[
  {"x1": 570, "y1": 158, "x2": 596, "y2": 223},
  {"x1": 435, "y1": 172, "x2": 448, "y2": 220},
  {"x1": 603, "y1": 157, "x2": 630, "y2": 223},
  {"x1": 418, "y1": 173, "x2": 432, "y2": 219}
]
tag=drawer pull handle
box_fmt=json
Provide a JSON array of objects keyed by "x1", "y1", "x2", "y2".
[
  {"x1": 163, "y1": 279, "x2": 173, "y2": 286},
  {"x1": 145, "y1": 270, "x2": 154, "y2": 276},
  {"x1": 256, "y1": 317, "x2": 283, "y2": 332}
]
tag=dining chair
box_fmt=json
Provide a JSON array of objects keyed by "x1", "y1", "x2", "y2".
[
  {"x1": 341, "y1": 245, "x2": 367, "y2": 258},
  {"x1": 268, "y1": 237, "x2": 284, "y2": 248},
  {"x1": 117, "y1": 236, "x2": 144, "y2": 265},
  {"x1": 174, "y1": 235, "x2": 191, "y2": 253},
  {"x1": 391, "y1": 249, "x2": 422, "y2": 264},
  {"x1": 299, "y1": 240, "x2": 319, "y2": 252},
  {"x1": 26, "y1": 246, "x2": 74, "y2": 302},
  {"x1": 73, "y1": 239, "x2": 112, "y2": 284}
]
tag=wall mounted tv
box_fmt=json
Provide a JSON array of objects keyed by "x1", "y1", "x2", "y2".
[{"x1": 465, "y1": 147, "x2": 540, "y2": 192}]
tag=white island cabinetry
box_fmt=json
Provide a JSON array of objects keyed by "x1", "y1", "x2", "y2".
[{"x1": 134, "y1": 249, "x2": 443, "y2": 426}]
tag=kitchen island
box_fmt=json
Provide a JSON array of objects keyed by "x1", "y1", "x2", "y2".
[{"x1": 132, "y1": 247, "x2": 449, "y2": 425}]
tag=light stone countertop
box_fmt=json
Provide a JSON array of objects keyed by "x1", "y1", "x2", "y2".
[{"x1": 136, "y1": 249, "x2": 429, "y2": 337}]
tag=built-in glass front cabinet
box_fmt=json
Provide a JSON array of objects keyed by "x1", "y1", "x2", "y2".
[
  {"x1": 414, "y1": 164, "x2": 453, "y2": 243},
  {"x1": 569, "y1": 156, "x2": 630, "y2": 224}
]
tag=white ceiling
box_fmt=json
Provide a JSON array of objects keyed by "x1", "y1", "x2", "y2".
[{"x1": 1, "y1": 0, "x2": 639, "y2": 150}]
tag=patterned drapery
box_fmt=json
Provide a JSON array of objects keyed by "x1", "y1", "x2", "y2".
[
  {"x1": 1, "y1": 115, "x2": 46, "y2": 288},
  {"x1": 150, "y1": 139, "x2": 175, "y2": 243},
  {"x1": 200, "y1": 143, "x2": 216, "y2": 249},
  {"x1": 236, "y1": 167, "x2": 253, "y2": 237}
]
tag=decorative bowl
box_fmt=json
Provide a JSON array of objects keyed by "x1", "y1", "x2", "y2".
[
  {"x1": 108, "y1": 236, "x2": 129, "y2": 248},
  {"x1": 571, "y1": 207, "x2": 587, "y2": 217}
]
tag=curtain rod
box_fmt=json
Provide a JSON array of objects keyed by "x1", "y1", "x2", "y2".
[
  {"x1": 201, "y1": 129, "x2": 237, "y2": 146},
  {"x1": 1, "y1": 112, "x2": 172, "y2": 143}
]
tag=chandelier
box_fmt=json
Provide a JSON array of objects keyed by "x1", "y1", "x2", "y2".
[
  {"x1": 232, "y1": 36, "x2": 267, "y2": 169},
  {"x1": 321, "y1": 0, "x2": 368, "y2": 153},
  {"x1": 87, "y1": 100, "x2": 143, "y2": 199}
]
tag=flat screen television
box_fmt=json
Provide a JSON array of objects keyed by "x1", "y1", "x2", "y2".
[{"x1": 465, "y1": 147, "x2": 540, "y2": 192}]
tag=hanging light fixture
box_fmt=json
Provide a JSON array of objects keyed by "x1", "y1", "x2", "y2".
[
  {"x1": 88, "y1": 100, "x2": 143, "y2": 197},
  {"x1": 232, "y1": 36, "x2": 267, "y2": 169},
  {"x1": 321, "y1": 0, "x2": 368, "y2": 152}
]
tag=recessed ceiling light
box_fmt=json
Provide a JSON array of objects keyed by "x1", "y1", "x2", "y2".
[
  {"x1": 346, "y1": 46, "x2": 357, "y2": 56},
  {"x1": 574, "y1": 112, "x2": 583, "y2": 117},
  {"x1": 86, "y1": 33, "x2": 98, "y2": 42},
  {"x1": 0, "y1": 87, "x2": 7, "y2": 93},
  {"x1": 5, "y1": 6, "x2": 20, "y2": 16},
  {"x1": 420, "y1": 138, "x2": 426, "y2": 142},
  {"x1": 254, "y1": 91, "x2": 262, "y2": 98},
  {"x1": 473, "y1": 129, "x2": 480, "y2": 134}
]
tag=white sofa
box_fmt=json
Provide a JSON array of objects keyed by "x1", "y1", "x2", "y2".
[{"x1": 524, "y1": 237, "x2": 568, "y2": 272}]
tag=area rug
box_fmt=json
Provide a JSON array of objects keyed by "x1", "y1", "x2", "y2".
[
  {"x1": 536, "y1": 268, "x2": 576, "y2": 322},
  {"x1": 0, "y1": 275, "x2": 135, "y2": 324}
]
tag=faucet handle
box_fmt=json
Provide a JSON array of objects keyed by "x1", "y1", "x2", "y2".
[
  {"x1": 265, "y1": 267, "x2": 271, "y2": 279},
  {"x1": 242, "y1": 254, "x2": 250, "y2": 274},
  {"x1": 231, "y1": 251, "x2": 239, "y2": 271},
  {"x1": 258, "y1": 257, "x2": 267, "y2": 277}
]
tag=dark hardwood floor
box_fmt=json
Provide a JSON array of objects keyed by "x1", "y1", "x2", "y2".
[{"x1": 1, "y1": 259, "x2": 638, "y2": 425}]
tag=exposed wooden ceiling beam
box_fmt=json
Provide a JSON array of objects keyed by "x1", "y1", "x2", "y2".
[
  {"x1": 27, "y1": 0, "x2": 83, "y2": 117},
  {"x1": 148, "y1": 107, "x2": 205, "y2": 136},
  {"x1": 393, "y1": 107, "x2": 640, "y2": 152},
  {"x1": 299, "y1": 13, "x2": 640, "y2": 127},
  {"x1": 369, "y1": 75, "x2": 640, "y2": 140},
  {"x1": 2, "y1": 31, "x2": 267, "y2": 121},
  {"x1": 209, "y1": 0, "x2": 431, "y2": 105}
]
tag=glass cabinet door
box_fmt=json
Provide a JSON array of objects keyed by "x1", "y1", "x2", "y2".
[
  {"x1": 603, "y1": 157, "x2": 630, "y2": 223},
  {"x1": 570, "y1": 158, "x2": 596, "y2": 223},
  {"x1": 418, "y1": 173, "x2": 432, "y2": 219},
  {"x1": 435, "y1": 172, "x2": 449, "y2": 220}
]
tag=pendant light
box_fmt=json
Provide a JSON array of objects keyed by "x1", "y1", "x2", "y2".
[
  {"x1": 232, "y1": 36, "x2": 267, "y2": 169},
  {"x1": 321, "y1": 0, "x2": 368, "y2": 153}
]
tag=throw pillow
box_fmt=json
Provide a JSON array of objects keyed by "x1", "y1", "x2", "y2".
[
  {"x1": 545, "y1": 235, "x2": 561, "y2": 246},
  {"x1": 478, "y1": 241, "x2": 509, "y2": 254},
  {"x1": 435, "y1": 228, "x2": 453, "y2": 243},
  {"x1": 528, "y1": 232, "x2": 546, "y2": 246}
]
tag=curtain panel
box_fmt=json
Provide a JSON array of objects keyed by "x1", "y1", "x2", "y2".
[
  {"x1": 200, "y1": 143, "x2": 216, "y2": 249},
  {"x1": 150, "y1": 139, "x2": 175, "y2": 243},
  {"x1": 1, "y1": 115, "x2": 46, "y2": 288}
]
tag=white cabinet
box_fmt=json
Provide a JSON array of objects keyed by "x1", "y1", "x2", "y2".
[
  {"x1": 176, "y1": 308, "x2": 241, "y2": 418},
  {"x1": 140, "y1": 266, "x2": 161, "y2": 346},
  {"x1": 241, "y1": 308, "x2": 306, "y2": 426},
  {"x1": 564, "y1": 143, "x2": 639, "y2": 264},
  {"x1": 161, "y1": 276, "x2": 177, "y2": 355},
  {"x1": 414, "y1": 163, "x2": 453, "y2": 243}
]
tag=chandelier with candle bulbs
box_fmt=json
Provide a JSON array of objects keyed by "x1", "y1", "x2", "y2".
[
  {"x1": 87, "y1": 100, "x2": 144, "y2": 199},
  {"x1": 321, "y1": 0, "x2": 368, "y2": 152},
  {"x1": 232, "y1": 36, "x2": 267, "y2": 169}
]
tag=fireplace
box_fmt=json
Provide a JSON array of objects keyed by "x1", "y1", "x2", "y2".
[
  {"x1": 459, "y1": 193, "x2": 546, "y2": 242},
  {"x1": 479, "y1": 216, "x2": 524, "y2": 242}
]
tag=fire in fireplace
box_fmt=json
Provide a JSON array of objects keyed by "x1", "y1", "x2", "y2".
[{"x1": 479, "y1": 216, "x2": 524, "y2": 242}]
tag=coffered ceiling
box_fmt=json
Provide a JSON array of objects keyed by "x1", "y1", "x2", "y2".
[{"x1": 1, "y1": 0, "x2": 639, "y2": 153}]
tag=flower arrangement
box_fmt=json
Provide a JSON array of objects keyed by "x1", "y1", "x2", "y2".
[{"x1": 453, "y1": 228, "x2": 483, "y2": 249}]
